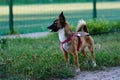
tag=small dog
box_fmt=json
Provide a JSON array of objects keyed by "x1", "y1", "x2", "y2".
[{"x1": 48, "y1": 12, "x2": 96, "y2": 72}]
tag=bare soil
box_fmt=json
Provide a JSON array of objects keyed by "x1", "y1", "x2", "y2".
[{"x1": 66, "y1": 66, "x2": 120, "y2": 80}]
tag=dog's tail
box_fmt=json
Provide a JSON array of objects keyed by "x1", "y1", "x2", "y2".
[{"x1": 76, "y1": 19, "x2": 89, "y2": 33}]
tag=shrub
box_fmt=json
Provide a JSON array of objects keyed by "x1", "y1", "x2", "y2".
[
  {"x1": 111, "y1": 21, "x2": 120, "y2": 31},
  {"x1": 72, "y1": 19, "x2": 120, "y2": 34},
  {"x1": 87, "y1": 19, "x2": 110, "y2": 34}
]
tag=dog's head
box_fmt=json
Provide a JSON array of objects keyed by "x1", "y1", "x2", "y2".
[{"x1": 47, "y1": 12, "x2": 66, "y2": 32}]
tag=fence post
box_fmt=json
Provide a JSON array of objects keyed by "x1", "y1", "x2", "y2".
[
  {"x1": 9, "y1": 0, "x2": 14, "y2": 34},
  {"x1": 93, "y1": 0, "x2": 97, "y2": 19}
]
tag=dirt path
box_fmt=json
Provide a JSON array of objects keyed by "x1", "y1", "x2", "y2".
[{"x1": 66, "y1": 66, "x2": 120, "y2": 80}]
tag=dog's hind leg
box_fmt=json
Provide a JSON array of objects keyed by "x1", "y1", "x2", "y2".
[
  {"x1": 81, "y1": 48, "x2": 88, "y2": 59},
  {"x1": 81, "y1": 48, "x2": 89, "y2": 64},
  {"x1": 88, "y1": 45, "x2": 96, "y2": 67}
]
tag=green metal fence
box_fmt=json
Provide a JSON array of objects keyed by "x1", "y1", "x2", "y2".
[
  {"x1": 0, "y1": 0, "x2": 120, "y2": 35},
  {"x1": 0, "y1": 0, "x2": 119, "y2": 5}
]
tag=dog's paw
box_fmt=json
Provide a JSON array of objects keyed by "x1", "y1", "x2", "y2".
[
  {"x1": 76, "y1": 68, "x2": 80, "y2": 73},
  {"x1": 92, "y1": 61, "x2": 97, "y2": 67}
]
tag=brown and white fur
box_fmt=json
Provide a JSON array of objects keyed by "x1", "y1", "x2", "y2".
[{"x1": 48, "y1": 12, "x2": 96, "y2": 72}]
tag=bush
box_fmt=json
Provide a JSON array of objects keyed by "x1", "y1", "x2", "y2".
[
  {"x1": 87, "y1": 19, "x2": 120, "y2": 34},
  {"x1": 72, "y1": 20, "x2": 120, "y2": 34},
  {"x1": 111, "y1": 21, "x2": 120, "y2": 31},
  {"x1": 87, "y1": 19, "x2": 110, "y2": 34}
]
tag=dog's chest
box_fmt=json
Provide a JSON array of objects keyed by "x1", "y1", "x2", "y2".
[
  {"x1": 58, "y1": 28, "x2": 66, "y2": 42},
  {"x1": 58, "y1": 28, "x2": 69, "y2": 52}
]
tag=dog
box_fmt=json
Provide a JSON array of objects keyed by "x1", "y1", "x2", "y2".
[{"x1": 47, "y1": 12, "x2": 96, "y2": 72}]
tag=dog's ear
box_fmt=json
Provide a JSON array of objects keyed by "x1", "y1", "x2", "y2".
[{"x1": 59, "y1": 11, "x2": 66, "y2": 24}]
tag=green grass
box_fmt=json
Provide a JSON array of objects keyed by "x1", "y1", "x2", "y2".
[
  {"x1": 0, "y1": 32, "x2": 120, "y2": 79},
  {"x1": 93, "y1": 33, "x2": 120, "y2": 69}
]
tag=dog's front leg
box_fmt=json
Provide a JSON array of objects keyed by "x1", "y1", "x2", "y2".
[
  {"x1": 72, "y1": 50, "x2": 80, "y2": 72},
  {"x1": 63, "y1": 51, "x2": 70, "y2": 65},
  {"x1": 61, "y1": 47, "x2": 69, "y2": 64}
]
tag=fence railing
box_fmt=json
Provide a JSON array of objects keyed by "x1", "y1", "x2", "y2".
[
  {"x1": 9, "y1": 0, "x2": 14, "y2": 34},
  {"x1": 0, "y1": 0, "x2": 120, "y2": 35}
]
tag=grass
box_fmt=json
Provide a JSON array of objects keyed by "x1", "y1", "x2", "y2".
[
  {"x1": 0, "y1": 2, "x2": 120, "y2": 35},
  {"x1": 0, "y1": 32, "x2": 120, "y2": 79}
]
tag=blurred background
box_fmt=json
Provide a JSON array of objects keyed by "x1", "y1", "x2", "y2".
[{"x1": 0, "y1": 0, "x2": 120, "y2": 35}]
